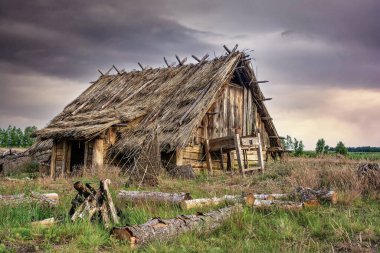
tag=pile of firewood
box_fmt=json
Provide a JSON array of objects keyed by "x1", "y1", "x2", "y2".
[{"x1": 69, "y1": 179, "x2": 120, "y2": 227}]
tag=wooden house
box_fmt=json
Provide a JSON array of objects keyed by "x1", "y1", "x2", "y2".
[{"x1": 34, "y1": 47, "x2": 283, "y2": 177}]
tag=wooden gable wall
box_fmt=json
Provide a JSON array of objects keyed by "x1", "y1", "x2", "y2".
[{"x1": 177, "y1": 82, "x2": 270, "y2": 170}]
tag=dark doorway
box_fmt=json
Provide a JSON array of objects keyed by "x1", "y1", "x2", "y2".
[{"x1": 70, "y1": 140, "x2": 85, "y2": 172}]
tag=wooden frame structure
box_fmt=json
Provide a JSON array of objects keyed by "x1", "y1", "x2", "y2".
[{"x1": 207, "y1": 134, "x2": 264, "y2": 176}]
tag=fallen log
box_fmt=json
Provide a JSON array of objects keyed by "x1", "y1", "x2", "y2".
[
  {"x1": 31, "y1": 217, "x2": 56, "y2": 227},
  {"x1": 295, "y1": 187, "x2": 337, "y2": 204},
  {"x1": 253, "y1": 193, "x2": 288, "y2": 200},
  {"x1": 117, "y1": 190, "x2": 193, "y2": 205},
  {"x1": 0, "y1": 192, "x2": 59, "y2": 207},
  {"x1": 180, "y1": 194, "x2": 254, "y2": 209},
  {"x1": 253, "y1": 199, "x2": 303, "y2": 210},
  {"x1": 112, "y1": 204, "x2": 243, "y2": 246}
]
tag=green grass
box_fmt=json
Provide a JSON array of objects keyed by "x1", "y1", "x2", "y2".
[{"x1": 0, "y1": 158, "x2": 379, "y2": 252}]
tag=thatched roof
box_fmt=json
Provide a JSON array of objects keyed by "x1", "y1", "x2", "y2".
[{"x1": 35, "y1": 50, "x2": 283, "y2": 154}]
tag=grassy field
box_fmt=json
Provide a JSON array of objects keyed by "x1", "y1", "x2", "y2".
[{"x1": 0, "y1": 158, "x2": 379, "y2": 252}]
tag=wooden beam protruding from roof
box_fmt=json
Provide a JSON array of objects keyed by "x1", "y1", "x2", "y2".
[
  {"x1": 192, "y1": 55, "x2": 201, "y2": 62},
  {"x1": 138, "y1": 62, "x2": 145, "y2": 71},
  {"x1": 259, "y1": 98, "x2": 272, "y2": 102},
  {"x1": 261, "y1": 117, "x2": 273, "y2": 121},
  {"x1": 98, "y1": 69, "x2": 104, "y2": 76},
  {"x1": 112, "y1": 65, "x2": 120, "y2": 74},
  {"x1": 269, "y1": 136, "x2": 285, "y2": 140},
  {"x1": 253, "y1": 80, "x2": 269, "y2": 84},
  {"x1": 192, "y1": 54, "x2": 210, "y2": 63},
  {"x1": 163, "y1": 57, "x2": 170, "y2": 67},
  {"x1": 223, "y1": 44, "x2": 239, "y2": 54},
  {"x1": 175, "y1": 55, "x2": 187, "y2": 66}
]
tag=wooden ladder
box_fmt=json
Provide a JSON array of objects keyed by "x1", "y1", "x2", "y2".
[{"x1": 234, "y1": 134, "x2": 264, "y2": 177}]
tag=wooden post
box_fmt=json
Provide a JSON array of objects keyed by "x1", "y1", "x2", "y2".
[
  {"x1": 234, "y1": 134, "x2": 244, "y2": 176},
  {"x1": 257, "y1": 134, "x2": 265, "y2": 173},
  {"x1": 50, "y1": 142, "x2": 56, "y2": 179},
  {"x1": 220, "y1": 148, "x2": 225, "y2": 172},
  {"x1": 84, "y1": 141, "x2": 89, "y2": 168},
  {"x1": 205, "y1": 139, "x2": 213, "y2": 174},
  {"x1": 175, "y1": 149, "x2": 183, "y2": 166},
  {"x1": 227, "y1": 152, "x2": 233, "y2": 172},
  {"x1": 61, "y1": 140, "x2": 67, "y2": 177},
  {"x1": 65, "y1": 142, "x2": 72, "y2": 174},
  {"x1": 92, "y1": 139, "x2": 104, "y2": 168}
]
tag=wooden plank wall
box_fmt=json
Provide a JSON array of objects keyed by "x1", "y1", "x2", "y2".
[
  {"x1": 182, "y1": 82, "x2": 269, "y2": 170},
  {"x1": 54, "y1": 141, "x2": 64, "y2": 176}
]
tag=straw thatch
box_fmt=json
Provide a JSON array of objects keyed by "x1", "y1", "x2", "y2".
[{"x1": 35, "y1": 50, "x2": 282, "y2": 158}]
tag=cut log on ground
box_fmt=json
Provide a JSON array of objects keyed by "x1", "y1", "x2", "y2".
[
  {"x1": 295, "y1": 187, "x2": 338, "y2": 204},
  {"x1": 0, "y1": 192, "x2": 58, "y2": 207},
  {"x1": 253, "y1": 199, "x2": 303, "y2": 210},
  {"x1": 253, "y1": 193, "x2": 288, "y2": 200},
  {"x1": 117, "y1": 190, "x2": 193, "y2": 205},
  {"x1": 111, "y1": 204, "x2": 243, "y2": 246},
  {"x1": 31, "y1": 217, "x2": 56, "y2": 227},
  {"x1": 69, "y1": 179, "x2": 120, "y2": 227},
  {"x1": 180, "y1": 194, "x2": 254, "y2": 209}
]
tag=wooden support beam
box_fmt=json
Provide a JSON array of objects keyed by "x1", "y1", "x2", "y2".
[
  {"x1": 163, "y1": 57, "x2": 170, "y2": 67},
  {"x1": 192, "y1": 55, "x2": 201, "y2": 62},
  {"x1": 231, "y1": 44, "x2": 238, "y2": 53},
  {"x1": 227, "y1": 152, "x2": 233, "y2": 171},
  {"x1": 252, "y1": 80, "x2": 269, "y2": 84},
  {"x1": 175, "y1": 55, "x2": 187, "y2": 66},
  {"x1": 220, "y1": 148, "x2": 225, "y2": 172},
  {"x1": 137, "y1": 62, "x2": 144, "y2": 70},
  {"x1": 200, "y1": 54, "x2": 209, "y2": 62},
  {"x1": 61, "y1": 140, "x2": 67, "y2": 177},
  {"x1": 233, "y1": 134, "x2": 245, "y2": 177},
  {"x1": 223, "y1": 45, "x2": 231, "y2": 54},
  {"x1": 257, "y1": 134, "x2": 265, "y2": 172},
  {"x1": 175, "y1": 149, "x2": 183, "y2": 166},
  {"x1": 104, "y1": 66, "x2": 114, "y2": 75},
  {"x1": 269, "y1": 136, "x2": 285, "y2": 139},
  {"x1": 112, "y1": 65, "x2": 120, "y2": 74},
  {"x1": 98, "y1": 69, "x2": 104, "y2": 76},
  {"x1": 259, "y1": 98, "x2": 272, "y2": 102},
  {"x1": 50, "y1": 142, "x2": 56, "y2": 179},
  {"x1": 205, "y1": 139, "x2": 213, "y2": 175}
]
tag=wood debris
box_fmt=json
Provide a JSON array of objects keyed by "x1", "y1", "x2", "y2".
[{"x1": 69, "y1": 179, "x2": 119, "y2": 227}]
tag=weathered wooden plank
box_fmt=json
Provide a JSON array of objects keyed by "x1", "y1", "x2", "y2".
[
  {"x1": 234, "y1": 134, "x2": 244, "y2": 176},
  {"x1": 92, "y1": 139, "x2": 104, "y2": 168},
  {"x1": 175, "y1": 149, "x2": 183, "y2": 166},
  {"x1": 205, "y1": 139, "x2": 213, "y2": 174},
  {"x1": 50, "y1": 142, "x2": 56, "y2": 178},
  {"x1": 257, "y1": 134, "x2": 265, "y2": 172}
]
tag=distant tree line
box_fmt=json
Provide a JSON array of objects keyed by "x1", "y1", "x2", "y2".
[
  {"x1": 346, "y1": 146, "x2": 380, "y2": 152},
  {"x1": 0, "y1": 125, "x2": 37, "y2": 148}
]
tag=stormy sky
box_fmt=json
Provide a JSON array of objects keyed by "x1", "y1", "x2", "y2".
[{"x1": 0, "y1": 0, "x2": 379, "y2": 148}]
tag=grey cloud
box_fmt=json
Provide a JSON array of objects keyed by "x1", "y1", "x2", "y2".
[{"x1": 0, "y1": 0, "x2": 214, "y2": 79}]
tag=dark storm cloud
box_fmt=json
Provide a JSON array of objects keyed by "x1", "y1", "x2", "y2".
[
  {"x1": 0, "y1": 0, "x2": 214, "y2": 79},
  {"x1": 0, "y1": 0, "x2": 379, "y2": 147},
  {"x1": 167, "y1": 0, "x2": 380, "y2": 89}
]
